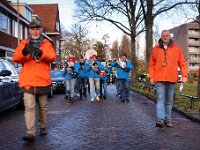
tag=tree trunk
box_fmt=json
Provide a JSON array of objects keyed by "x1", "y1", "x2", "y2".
[
  {"x1": 130, "y1": 33, "x2": 137, "y2": 82},
  {"x1": 197, "y1": 1, "x2": 200, "y2": 100},
  {"x1": 129, "y1": 0, "x2": 137, "y2": 80},
  {"x1": 145, "y1": 0, "x2": 153, "y2": 72},
  {"x1": 198, "y1": 67, "x2": 200, "y2": 100}
]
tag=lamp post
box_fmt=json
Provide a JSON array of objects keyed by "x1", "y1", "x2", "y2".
[{"x1": 17, "y1": 0, "x2": 20, "y2": 44}]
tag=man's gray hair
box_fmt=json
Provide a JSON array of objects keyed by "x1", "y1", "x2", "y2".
[{"x1": 161, "y1": 30, "x2": 171, "y2": 36}]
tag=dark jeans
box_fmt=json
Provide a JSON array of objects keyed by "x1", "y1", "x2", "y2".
[
  {"x1": 77, "y1": 77, "x2": 87, "y2": 98},
  {"x1": 118, "y1": 79, "x2": 130, "y2": 100},
  {"x1": 100, "y1": 79, "x2": 107, "y2": 98},
  {"x1": 115, "y1": 78, "x2": 120, "y2": 95}
]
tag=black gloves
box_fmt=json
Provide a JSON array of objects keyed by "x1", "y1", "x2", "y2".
[
  {"x1": 22, "y1": 48, "x2": 30, "y2": 56},
  {"x1": 22, "y1": 44, "x2": 43, "y2": 58},
  {"x1": 34, "y1": 48, "x2": 43, "y2": 57}
]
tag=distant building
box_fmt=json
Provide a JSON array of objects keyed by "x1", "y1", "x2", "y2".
[{"x1": 169, "y1": 18, "x2": 200, "y2": 74}]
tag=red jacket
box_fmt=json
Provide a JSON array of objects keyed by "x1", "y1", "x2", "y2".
[
  {"x1": 148, "y1": 42, "x2": 188, "y2": 83},
  {"x1": 12, "y1": 38, "x2": 56, "y2": 90}
]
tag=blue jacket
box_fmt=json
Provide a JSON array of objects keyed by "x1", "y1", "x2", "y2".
[
  {"x1": 86, "y1": 60, "x2": 104, "y2": 78},
  {"x1": 111, "y1": 60, "x2": 133, "y2": 80},
  {"x1": 75, "y1": 61, "x2": 88, "y2": 78},
  {"x1": 64, "y1": 65, "x2": 78, "y2": 81},
  {"x1": 100, "y1": 66, "x2": 110, "y2": 81}
]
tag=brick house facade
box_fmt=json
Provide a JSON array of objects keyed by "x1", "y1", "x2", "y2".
[{"x1": 0, "y1": 0, "x2": 30, "y2": 62}]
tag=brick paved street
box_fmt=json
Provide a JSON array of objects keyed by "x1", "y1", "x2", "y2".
[{"x1": 0, "y1": 84, "x2": 200, "y2": 150}]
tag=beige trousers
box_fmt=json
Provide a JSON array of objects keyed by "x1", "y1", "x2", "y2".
[{"x1": 23, "y1": 93, "x2": 48, "y2": 136}]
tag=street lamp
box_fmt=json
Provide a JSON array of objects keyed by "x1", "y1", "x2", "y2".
[{"x1": 17, "y1": 0, "x2": 20, "y2": 44}]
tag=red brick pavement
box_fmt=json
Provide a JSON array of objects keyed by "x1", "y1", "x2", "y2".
[{"x1": 0, "y1": 85, "x2": 200, "y2": 150}]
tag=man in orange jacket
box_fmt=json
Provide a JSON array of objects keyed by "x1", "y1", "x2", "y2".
[
  {"x1": 12, "y1": 21, "x2": 56, "y2": 142},
  {"x1": 149, "y1": 30, "x2": 188, "y2": 128}
]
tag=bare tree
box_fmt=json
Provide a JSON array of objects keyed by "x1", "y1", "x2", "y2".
[
  {"x1": 94, "y1": 41, "x2": 106, "y2": 60},
  {"x1": 110, "y1": 40, "x2": 119, "y2": 59},
  {"x1": 120, "y1": 34, "x2": 131, "y2": 58},
  {"x1": 74, "y1": 0, "x2": 145, "y2": 73},
  {"x1": 62, "y1": 24, "x2": 89, "y2": 59}
]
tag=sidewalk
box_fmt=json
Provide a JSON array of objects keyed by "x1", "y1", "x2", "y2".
[{"x1": 0, "y1": 84, "x2": 200, "y2": 150}]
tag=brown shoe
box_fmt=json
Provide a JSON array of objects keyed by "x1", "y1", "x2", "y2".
[
  {"x1": 156, "y1": 121, "x2": 164, "y2": 128},
  {"x1": 40, "y1": 128, "x2": 47, "y2": 135},
  {"x1": 23, "y1": 134, "x2": 35, "y2": 142},
  {"x1": 165, "y1": 121, "x2": 173, "y2": 128}
]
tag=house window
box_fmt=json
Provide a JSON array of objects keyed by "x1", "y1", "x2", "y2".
[
  {"x1": 56, "y1": 21, "x2": 60, "y2": 32},
  {"x1": 12, "y1": 20, "x2": 18, "y2": 38},
  {"x1": 189, "y1": 47, "x2": 199, "y2": 53},
  {"x1": 0, "y1": 12, "x2": 10, "y2": 34},
  {"x1": 19, "y1": 23, "x2": 23, "y2": 40},
  {"x1": 56, "y1": 40, "x2": 60, "y2": 55},
  {"x1": 188, "y1": 29, "x2": 199, "y2": 35},
  {"x1": 7, "y1": 17, "x2": 10, "y2": 34},
  {"x1": 24, "y1": 27, "x2": 28, "y2": 39},
  {"x1": 189, "y1": 63, "x2": 198, "y2": 67},
  {"x1": 25, "y1": 8, "x2": 32, "y2": 22},
  {"x1": 190, "y1": 54, "x2": 197, "y2": 60}
]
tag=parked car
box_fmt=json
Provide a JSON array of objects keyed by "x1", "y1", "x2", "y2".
[
  {"x1": 0, "y1": 59, "x2": 23, "y2": 112},
  {"x1": 50, "y1": 70, "x2": 65, "y2": 93}
]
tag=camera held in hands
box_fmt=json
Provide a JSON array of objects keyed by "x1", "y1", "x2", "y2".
[{"x1": 24, "y1": 44, "x2": 42, "y2": 63}]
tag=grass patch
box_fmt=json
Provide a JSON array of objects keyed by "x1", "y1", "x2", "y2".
[
  {"x1": 131, "y1": 81, "x2": 200, "y2": 114},
  {"x1": 175, "y1": 82, "x2": 197, "y2": 96}
]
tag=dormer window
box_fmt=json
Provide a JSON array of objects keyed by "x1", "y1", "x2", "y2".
[
  {"x1": 56, "y1": 21, "x2": 60, "y2": 32},
  {"x1": 25, "y1": 8, "x2": 32, "y2": 22}
]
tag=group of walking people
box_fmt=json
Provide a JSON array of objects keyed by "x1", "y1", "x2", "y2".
[
  {"x1": 12, "y1": 20, "x2": 188, "y2": 143},
  {"x1": 63, "y1": 53, "x2": 133, "y2": 103}
]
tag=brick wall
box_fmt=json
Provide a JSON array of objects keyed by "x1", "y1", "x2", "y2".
[{"x1": 0, "y1": 32, "x2": 18, "y2": 49}]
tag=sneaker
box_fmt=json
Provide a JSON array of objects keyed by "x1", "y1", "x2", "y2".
[
  {"x1": 40, "y1": 128, "x2": 47, "y2": 135},
  {"x1": 23, "y1": 134, "x2": 35, "y2": 142},
  {"x1": 65, "y1": 95, "x2": 69, "y2": 100},
  {"x1": 69, "y1": 97, "x2": 74, "y2": 103},
  {"x1": 165, "y1": 121, "x2": 173, "y2": 128},
  {"x1": 96, "y1": 96, "x2": 100, "y2": 101},
  {"x1": 156, "y1": 121, "x2": 164, "y2": 128},
  {"x1": 103, "y1": 96, "x2": 106, "y2": 99},
  {"x1": 126, "y1": 99, "x2": 130, "y2": 103},
  {"x1": 90, "y1": 98, "x2": 95, "y2": 102},
  {"x1": 121, "y1": 99, "x2": 125, "y2": 103}
]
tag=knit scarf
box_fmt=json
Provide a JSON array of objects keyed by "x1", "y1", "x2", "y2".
[{"x1": 28, "y1": 35, "x2": 43, "y2": 47}]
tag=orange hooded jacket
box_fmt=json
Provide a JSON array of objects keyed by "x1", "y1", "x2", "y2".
[
  {"x1": 148, "y1": 41, "x2": 188, "y2": 83},
  {"x1": 12, "y1": 38, "x2": 56, "y2": 90}
]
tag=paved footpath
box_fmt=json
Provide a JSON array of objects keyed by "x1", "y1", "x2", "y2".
[{"x1": 0, "y1": 85, "x2": 200, "y2": 150}]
